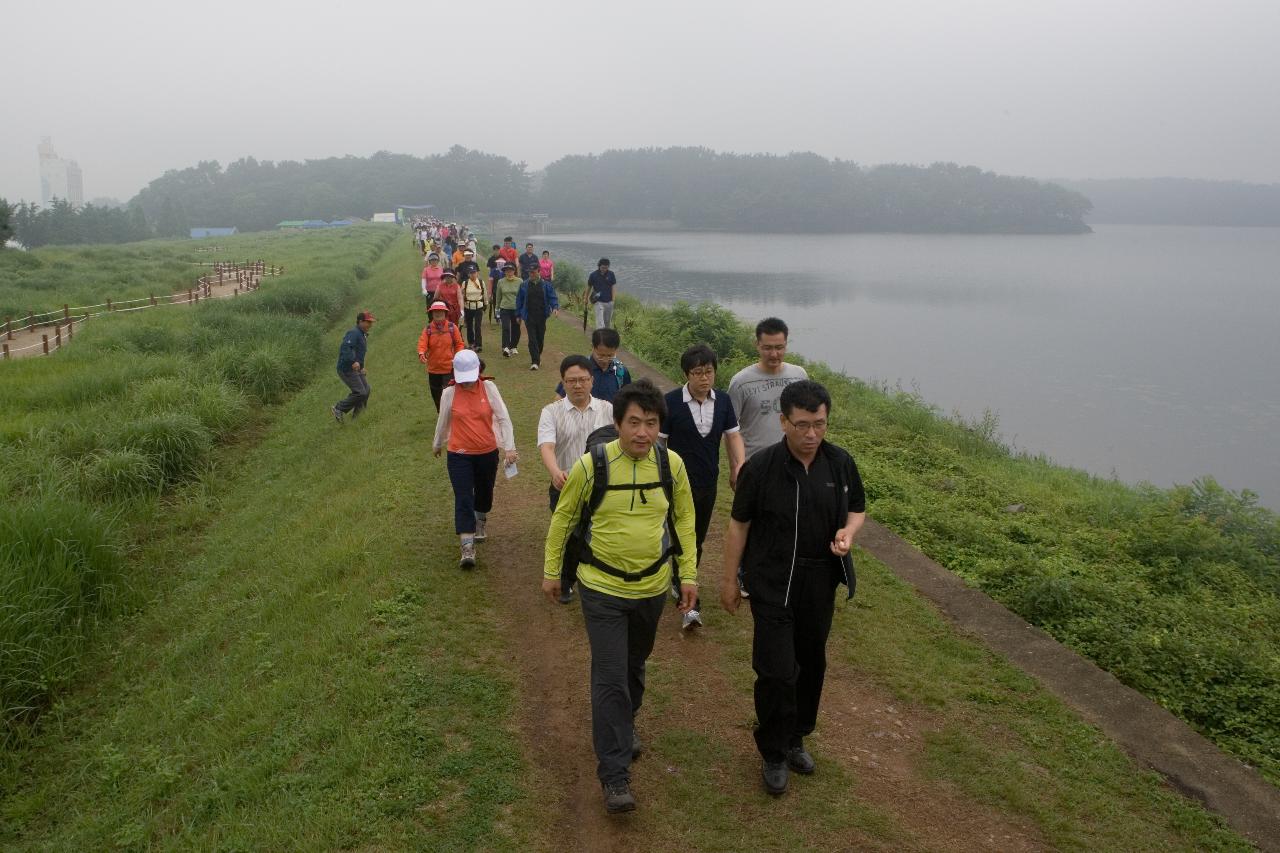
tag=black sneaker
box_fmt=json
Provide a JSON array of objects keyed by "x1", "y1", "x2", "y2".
[
  {"x1": 602, "y1": 780, "x2": 636, "y2": 814},
  {"x1": 786, "y1": 746, "x2": 815, "y2": 774},
  {"x1": 762, "y1": 760, "x2": 788, "y2": 795}
]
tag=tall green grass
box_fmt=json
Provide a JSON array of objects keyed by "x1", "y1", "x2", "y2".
[
  {"x1": 553, "y1": 259, "x2": 1280, "y2": 784},
  {"x1": 0, "y1": 225, "x2": 398, "y2": 737}
]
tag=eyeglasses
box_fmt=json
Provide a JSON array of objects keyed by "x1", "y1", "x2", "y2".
[
  {"x1": 687, "y1": 367, "x2": 715, "y2": 378},
  {"x1": 784, "y1": 417, "x2": 827, "y2": 434}
]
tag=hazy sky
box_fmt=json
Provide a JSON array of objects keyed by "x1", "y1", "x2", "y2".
[{"x1": 4, "y1": 0, "x2": 1278, "y2": 203}]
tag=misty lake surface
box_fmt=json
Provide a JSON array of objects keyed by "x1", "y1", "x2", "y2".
[{"x1": 538, "y1": 225, "x2": 1280, "y2": 508}]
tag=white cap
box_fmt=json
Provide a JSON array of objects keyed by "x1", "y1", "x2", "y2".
[{"x1": 453, "y1": 348, "x2": 481, "y2": 383}]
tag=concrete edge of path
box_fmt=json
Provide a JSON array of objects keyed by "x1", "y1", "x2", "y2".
[{"x1": 555, "y1": 312, "x2": 1280, "y2": 851}]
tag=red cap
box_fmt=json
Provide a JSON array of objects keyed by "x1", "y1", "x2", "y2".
[{"x1": 357, "y1": 311, "x2": 377, "y2": 322}]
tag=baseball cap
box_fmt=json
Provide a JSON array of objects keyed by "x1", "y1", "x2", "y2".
[
  {"x1": 441, "y1": 271, "x2": 456, "y2": 278},
  {"x1": 429, "y1": 301, "x2": 448, "y2": 313},
  {"x1": 427, "y1": 252, "x2": 439, "y2": 260},
  {"x1": 453, "y1": 348, "x2": 481, "y2": 383},
  {"x1": 357, "y1": 311, "x2": 377, "y2": 323},
  {"x1": 463, "y1": 249, "x2": 474, "y2": 255}
]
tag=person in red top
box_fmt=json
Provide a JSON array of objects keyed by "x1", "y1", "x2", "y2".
[
  {"x1": 418, "y1": 301, "x2": 466, "y2": 410},
  {"x1": 434, "y1": 270, "x2": 463, "y2": 326},
  {"x1": 432, "y1": 349, "x2": 518, "y2": 569},
  {"x1": 421, "y1": 253, "x2": 445, "y2": 307},
  {"x1": 498, "y1": 236, "x2": 519, "y2": 269}
]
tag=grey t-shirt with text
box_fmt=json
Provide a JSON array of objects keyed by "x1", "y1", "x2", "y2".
[{"x1": 726, "y1": 362, "x2": 809, "y2": 459}]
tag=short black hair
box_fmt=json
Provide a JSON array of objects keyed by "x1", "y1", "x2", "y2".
[
  {"x1": 613, "y1": 378, "x2": 666, "y2": 425},
  {"x1": 491, "y1": 243, "x2": 500, "y2": 249},
  {"x1": 591, "y1": 328, "x2": 620, "y2": 349},
  {"x1": 680, "y1": 344, "x2": 718, "y2": 375},
  {"x1": 756, "y1": 317, "x2": 789, "y2": 340},
  {"x1": 526, "y1": 242, "x2": 534, "y2": 248},
  {"x1": 504, "y1": 236, "x2": 514, "y2": 241},
  {"x1": 597, "y1": 258, "x2": 610, "y2": 267},
  {"x1": 560, "y1": 354, "x2": 593, "y2": 377},
  {"x1": 780, "y1": 380, "x2": 832, "y2": 418}
]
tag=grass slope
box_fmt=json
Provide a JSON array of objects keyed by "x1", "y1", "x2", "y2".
[{"x1": 0, "y1": 235, "x2": 1250, "y2": 850}]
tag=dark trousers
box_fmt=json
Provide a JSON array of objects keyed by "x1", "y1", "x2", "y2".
[
  {"x1": 500, "y1": 309, "x2": 522, "y2": 349},
  {"x1": 525, "y1": 317, "x2": 546, "y2": 366},
  {"x1": 335, "y1": 369, "x2": 370, "y2": 415},
  {"x1": 672, "y1": 485, "x2": 716, "y2": 606},
  {"x1": 464, "y1": 308, "x2": 484, "y2": 348},
  {"x1": 445, "y1": 450, "x2": 499, "y2": 535},
  {"x1": 579, "y1": 586, "x2": 666, "y2": 784},
  {"x1": 750, "y1": 559, "x2": 838, "y2": 763},
  {"x1": 429, "y1": 372, "x2": 450, "y2": 411}
]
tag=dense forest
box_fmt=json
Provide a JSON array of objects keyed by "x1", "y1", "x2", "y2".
[
  {"x1": 4, "y1": 145, "x2": 1095, "y2": 247},
  {"x1": 1057, "y1": 178, "x2": 1280, "y2": 226},
  {"x1": 538, "y1": 148, "x2": 1092, "y2": 233}
]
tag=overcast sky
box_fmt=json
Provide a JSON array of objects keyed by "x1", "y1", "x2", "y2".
[{"x1": 4, "y1": 0, "x2": 1278, "y2": 204}]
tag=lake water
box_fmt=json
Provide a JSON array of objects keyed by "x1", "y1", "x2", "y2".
[{"x1": 538, "y1": 226, "x2": 1280, "y2": 508}]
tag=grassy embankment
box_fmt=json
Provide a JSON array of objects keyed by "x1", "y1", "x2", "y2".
[
  {"x1": 0, "y1": 233, "x2": 1251, "y2": 849},
  {"x1": 551, "y1": 260, "x2": 1280, "y2": 787}
]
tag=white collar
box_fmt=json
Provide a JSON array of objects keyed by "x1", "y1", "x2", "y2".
[
  {"x1": 682, "y1": 384, "x2": 715, "y2": 404},
  {"x1": 561, "y1": 395, "x2": 599, "y2": 413}
]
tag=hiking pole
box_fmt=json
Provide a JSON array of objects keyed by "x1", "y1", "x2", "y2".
[{"x1": 582, "y1": 284, "x2": 589, "y2": 331}]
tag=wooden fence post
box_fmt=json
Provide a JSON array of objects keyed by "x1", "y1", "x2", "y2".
[
  {"x1": 55, "y1": 325, "x2": 61, "y2": 348},
  {"x1": 150, "y1": 294, "x2": 157, "y2": 306},
  {"x1": 187, "y1": 289, "x2": 193, "y2": 304},
  {"x1": 63, "y1": 303, "x2": 70, "y2": 321},
  {"x1": 107, "y1": 298, "x2": 113, "y2": 312},
  {"x1": 42, "y1": 334, "x2": 49, "y2": 355},
  {"x1": 68, "y1": 317, "x2": 74, "y2": 339},
  {"x1": 2, "y1": 344, "x2": 8, "y2": 359}
]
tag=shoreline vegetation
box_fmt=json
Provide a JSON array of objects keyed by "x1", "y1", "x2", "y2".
[{"x1": 547, "y1": 259, "x2": 1280, "y2": 786}]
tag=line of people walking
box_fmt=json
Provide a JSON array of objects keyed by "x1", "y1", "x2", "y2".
[{"x1": 333, "y1": 225, "x2": 867, "y2": 818}]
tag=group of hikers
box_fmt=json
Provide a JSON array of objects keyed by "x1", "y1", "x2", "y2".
[{"x1": 331, "y1": 226, "x2": 866, "y2": 816}]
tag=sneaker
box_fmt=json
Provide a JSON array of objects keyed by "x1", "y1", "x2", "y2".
[
  {"x1": 631, "y1": 731, "x2": 643, "y2": 758},
  {"x1": 502, "y1": 347, "x2": 510, "y2": 358},
  {"x1": 331, "y1": 406, "x2": 344, "y2": 424},
  {"x1": 762, "y1": 760, "x2": 789, "y2": 795},
  {"x1": 459, "y1": 541, "x2": 476, "y2": 569},
  {"x1": 474, "y1": 517, "x2": 487, "y2": 542},
  {"x1": 530, "y1": 363, "x2": 539, "y2": 371},
  {"x1": 510, "y1": 348, "x2": 518, "y2": 355},
  {"x1": 681, "y1": 610, "x2": 703, "y2": 631},
  {"x1": 786, "y1": 746, "x2": 815, "y2": 775},
  {"x1": 602, "y1": 780, "x2": 636, "y2": 814}
]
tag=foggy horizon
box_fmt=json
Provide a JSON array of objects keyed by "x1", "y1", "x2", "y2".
[{"x1": 5, "y1": 0, "x2": 1279, "y2": 204}]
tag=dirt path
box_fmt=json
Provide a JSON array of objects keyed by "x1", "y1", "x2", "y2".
[{"x1": 478, "y1": 324, "x2": 1050, "y2": 851}]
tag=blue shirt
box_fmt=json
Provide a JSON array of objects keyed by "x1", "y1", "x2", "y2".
[
  {"x1": 660, "y1": 386, "x2": 739, "y2": 490},
  {"x1": 555, "y1": 357, "x2": 633, "y2": 402},
  {"x1": 337, "y1": 326, "x2": 367, "y2": 373},
  {"x1": 588, "y1": 269, "x2": 617, "y2": 303}
]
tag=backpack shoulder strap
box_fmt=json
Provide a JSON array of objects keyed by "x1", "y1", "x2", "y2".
[
  {"x1": 655, "y1": 444, "x2": 674, "y2": 505},
  {"x1": 586, "y1": 444, "x2": 610, "y2": 517}
]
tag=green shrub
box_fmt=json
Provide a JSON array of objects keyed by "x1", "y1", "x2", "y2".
[
  {"x1": 111, "y1": 413, "x2": 213, "y2": 484},
  {"x1": 0, "y1": 496, "x2": 124, "y2": 734},
  {"x1": 80, "y1": 449, "x2": 164, "y2": 501}
]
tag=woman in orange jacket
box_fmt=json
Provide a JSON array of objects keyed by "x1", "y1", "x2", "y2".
[
  {"x1": 433, "y1": 271, "x2": 463, "y2": 326},
  {"x1": 418, "y1": 301, "x2": 466, "y2": 410}
]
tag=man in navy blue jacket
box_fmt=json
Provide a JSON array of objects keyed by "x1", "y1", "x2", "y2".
[
  {"x1": 659, "y1": 344, "x2": 746, "y2": 628},
  {"x1": 515, "y1": 266, "x2": 559, "y2": 370},
  {"x1": 333, "y1": 310, "x2": 376, "y2": 422}
]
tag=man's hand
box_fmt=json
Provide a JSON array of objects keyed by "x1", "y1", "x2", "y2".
[
  {"x1": 433, "y1": 447, "x2": 442, "y2": 458},
  {"x1": 552, "y1": 309, "x2": 560, "y2": 317},
  {"x1": 720, "y1": 574, "x2": 740, "y2": 615},
  {"x1": 551, "y1": 468, "x2": 568, "y2": 490},
  {"x1": 504, "y1": 449, "x2": 519, "y2": 466},
  {"x1": 831, "y1": 528, "x2": 854, "y2": 556},
  {"x1": 541, "y1": 577, "x2": 562, "y2": 604},
  {"x1": 418, "y1": 353, "x2": 428, "y2": 364},
  {"x1": 351, "y1": 362, "x2": 361, "y2": 372},
  {"x1": 677, "y1": 583, "x2": 698, "y2": 614}
]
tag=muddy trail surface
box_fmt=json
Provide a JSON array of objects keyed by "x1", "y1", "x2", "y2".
[{"x1": 477, "y1": 325, "x2": 1049, "y2": 852}]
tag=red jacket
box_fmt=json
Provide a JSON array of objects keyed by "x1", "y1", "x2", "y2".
[{"x1": 418, "y1": 320, "x2": 465, "y2": 373}]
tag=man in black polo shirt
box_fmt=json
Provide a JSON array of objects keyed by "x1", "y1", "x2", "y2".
[
  {"x1": 660, "y1": 344, "x2": 745, "y2": 629},
  {"x1": 719, "y1": 379, "x2": 865, "y2": 796},
  {"x1": 518, "y1": 242, "x2": 540, "y2": 279}
]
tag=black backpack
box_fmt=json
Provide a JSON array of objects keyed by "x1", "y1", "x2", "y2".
[{"x1": 560, "y1": 426, "x2": 683, "y2": 583}]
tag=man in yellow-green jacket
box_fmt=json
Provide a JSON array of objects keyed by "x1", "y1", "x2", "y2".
[{"x1": 543, "y1": 379, "x2": 697, "y2": 815}]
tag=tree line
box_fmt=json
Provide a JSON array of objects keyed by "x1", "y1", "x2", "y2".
[{"x1": 3, "y1": 145, "x2": 1096, "y2": 248}]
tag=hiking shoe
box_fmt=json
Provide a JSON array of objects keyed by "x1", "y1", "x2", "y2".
[
  {"x1": 602, "y1": 781, "x2": 636, "y2": 814},
  {"x1": 459, "y1": 541, "x2": 476, "y2": 569},
  {"x1": 502, "y1": 347, "x2": 510, "y2": 358},
  {"x1": 474, "y1": 517, "x2": 487, "y2": 542},
  {"x1": 632, "y1": 731, "x2": 643, "y2": 758},
  {"x1": 529, "y1": 363, "x2": 539, "y2": 371},
  {"x1": 331, "y1": 406, "x2": 344, "y2": 424},
  {"x1": 682, "y1": 609, "x2": 703, "y2": 631},
  {"x1": 786, "y1": 746, "x2": 815, "y2": 775},
  {"x1": 510, "y1": 348, "x2": 518, "y2": 355},
  {"x1": 762, "y1": 761, "x2": 789, "y2": 795}
]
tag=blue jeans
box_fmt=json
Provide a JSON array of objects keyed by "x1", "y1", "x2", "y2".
[{"x1": 446, "y1": 450, "x2": 499, "y2": 534}]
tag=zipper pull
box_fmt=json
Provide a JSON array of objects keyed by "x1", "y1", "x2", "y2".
[{"x1": 639, "y1": 490, "x2": 648, "y2": 504}]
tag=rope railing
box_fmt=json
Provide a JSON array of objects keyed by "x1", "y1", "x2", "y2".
[{"x1": 2, "y1": 261, "x2": 284, "y2": 361}]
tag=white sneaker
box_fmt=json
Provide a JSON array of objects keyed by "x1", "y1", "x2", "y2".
[
  {"x1": 460, "y1": 541, "x2": 476, "y2": 569},
  {"x1": 510, "y1": 348, "x2": 518, "y2": 355},
  {"x1": 530, "y1": 363, "x2": 539, "y2": 371},
  {"x1": 682, "y1": 610, "x2": 703, "y2": 630},
  {"x1": 502, "y1": 347, "x2": 510, "y2": 357}
]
